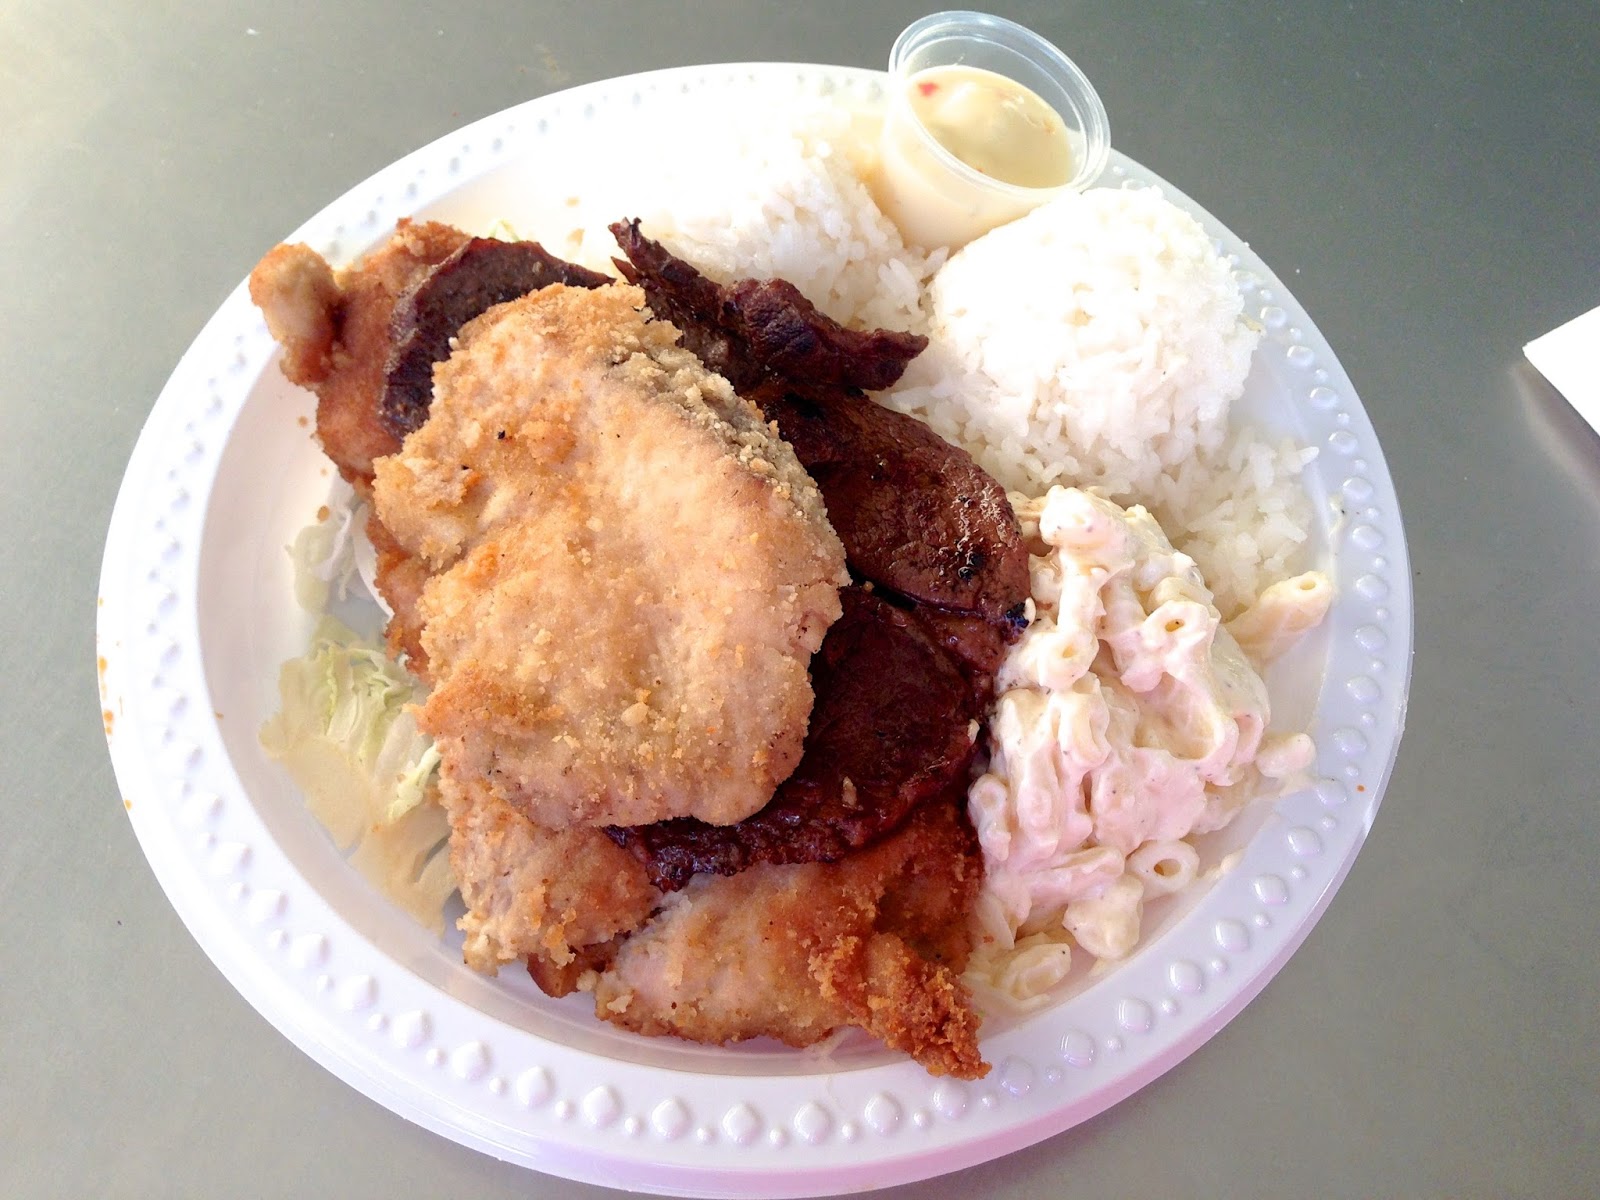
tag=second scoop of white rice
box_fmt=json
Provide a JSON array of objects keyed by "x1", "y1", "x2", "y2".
[
  {"x1": 882, "y1": 185, "x2": 1260, "y2": 503},
  {"x1": 880, "y1": 185, "x2": 1316, "y2": 615}
]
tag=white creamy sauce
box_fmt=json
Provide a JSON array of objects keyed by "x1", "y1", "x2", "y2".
[
  {"x1": 872, "y1": 64, "x2": 1075, "y2": 249},
  {"x1": 906, "y1": 64, "x2": 1073, "y2": 189}
]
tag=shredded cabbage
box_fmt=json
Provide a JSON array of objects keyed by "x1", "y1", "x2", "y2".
[
  {"x1": 259, "y1": 613, "x2": 455, "y2": 932},
  {"x1": 287, "y1": 481, "x2": 362, "y2": 613},
  {"x1": 483, "y1": 217, "x2": 523, "y2": 242}
]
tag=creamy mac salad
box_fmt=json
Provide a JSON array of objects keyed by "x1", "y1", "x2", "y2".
[{"x1": 965, "y1": 487, "x2": 1331, "y2": 1008}]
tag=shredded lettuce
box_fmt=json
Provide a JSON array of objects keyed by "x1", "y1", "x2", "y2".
[
  {"x1": 260, "y1": 613, "x2": 455, "y2": 932},
  {"x1": 483, "y1": 217, "x2": 524, "y2": 242},
  {"x1": 287, "y1": 482, "x2": 362, "y2": 613}
]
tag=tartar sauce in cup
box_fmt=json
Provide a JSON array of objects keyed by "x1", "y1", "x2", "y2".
[
  {"x1": 906, "y1": 64, "x2": 1074, "y2": 189},
  {"x1": 872, "y1": 11, "x2": 1110, "y2": 250}
]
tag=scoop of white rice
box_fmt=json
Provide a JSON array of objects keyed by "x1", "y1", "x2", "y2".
[
  {"x1": 562, "y1": 104, "x2": 939, "y2": 334},
  {"x1": 882, "y1": 186, "x2": 1259, "y2": 502}
]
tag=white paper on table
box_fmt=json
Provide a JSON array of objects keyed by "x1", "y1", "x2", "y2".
[{"x1": 1525, "y1": 306, "x2": 1600, "y2": 433}]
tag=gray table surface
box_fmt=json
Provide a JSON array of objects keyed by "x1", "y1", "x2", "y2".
[{"x1": 5, "y1": 1, "x2": 1598, "y2": 1196}]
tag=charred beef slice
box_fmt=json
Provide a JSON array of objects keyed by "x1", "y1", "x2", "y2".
[{"x1": 381, "y1": 237, "x2": 609, "y2": 437}]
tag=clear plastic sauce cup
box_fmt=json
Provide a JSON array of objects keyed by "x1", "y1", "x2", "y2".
[{"x1": 871, "y1": 11, "x2": 1111, "y2": 250}]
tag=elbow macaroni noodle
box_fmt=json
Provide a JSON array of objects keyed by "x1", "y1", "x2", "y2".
[
  {"x1": 1227, "y1": 571, "x2": 1334, "y2": 663},
  {"x1": 965, "y1": 487, "x2": 1329, "y2": 1008}
]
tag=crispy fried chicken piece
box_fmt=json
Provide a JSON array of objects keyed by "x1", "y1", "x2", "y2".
[
  {"x1": 381, "y1": 237, "x2": 611, "y2": 439},
  {"x1": 253, "y1": 220, "x2": 998, "y2": 1076},
  {"x1": 248, "y1": 220, "x2": 471, "y2": 488},
  {"x1": 440, "y1": 783, "x2": 658, "y2": 974},
  {"x1": 525, "y1": 936, "x2": 625, "y2": 999},
  {"x1": 247, "y1": 243, "x2": 340, "y2": 382},
  {"x1": 251, "y1": 224, "x2": 613, "y2": 671},
  {"x1": 609, "y1": 587, "x2": 984, "y2": 890},
  {"x1": 372, "y1": 283, "x2": 848, "y2": 830},
  {"x1": 591, "y1": 798, "x2": 988, "y2": 1079},
  {"x1": 250, "y1": 223, "x2": 612, "y2": 489},
  {"x1": 362, "y1": 510, "x2": 433, "y2": 676}
]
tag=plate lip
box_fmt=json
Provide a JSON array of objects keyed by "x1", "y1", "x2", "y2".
[{"x1": 96, "y1": 60, "x2": 1413, "y2": 1197}]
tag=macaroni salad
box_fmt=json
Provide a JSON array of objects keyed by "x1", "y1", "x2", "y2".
[{"x1": 965, "y1": 487, "x2": 1331, "y2": 1008}]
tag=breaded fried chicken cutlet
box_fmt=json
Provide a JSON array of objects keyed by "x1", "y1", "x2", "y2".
[
  {"x1": 248, "y1": 221, "x2": 469, "y2": 486},
  {"x1": 248, "y1": 221, "x2": 610, "y2": 492},
  {"x1": 373, "y1": 283, "x2": 849, "y2": 831},
  {"x1": 442, "y1": 785, "x2": 658, "y2": 976},
  {"x1": 250, "y1": 219, "x2": 1021, "y2": 1078},
  {"x1": 593, "y1": 800, "x2": 986, "y2": 1079},
  {"x1": 250, "y1": 225, "x2": 613, "y2": 670}
]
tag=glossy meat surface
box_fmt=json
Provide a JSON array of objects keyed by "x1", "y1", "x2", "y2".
[
  {"x1": 753, "y1": 380, "x2": 1030, "y2": 636},
  {"x1": 611, "y1": 218, "x2": 927, "y2": 393}
]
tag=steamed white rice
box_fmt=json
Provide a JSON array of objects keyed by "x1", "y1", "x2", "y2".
[
  {"x1": 562, "y1": 103, "x2": 939, "y2": 333},
  {"x1": 882, "y1": 186, "x2": 1254, "y2": 498},
  {"x1": 1151, "y1": 430, "x2": 1319, "y2": 617}
]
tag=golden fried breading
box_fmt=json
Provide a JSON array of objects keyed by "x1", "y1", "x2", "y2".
[
  {"x1": 248, "y1": 220, "x2": 471, "y2": 488},
  {"x1": 440, "y1": 782, "x2": 659, "y2": 974},
  {"x1": 363, "y1": 509, "x2": 432, "y2": 677},
  {"x1": 590, "y1": 799, "x2": 989, "y2": 1079},
  {"x1": 372, "y1": 283, "x2": 848, "y2": 830}
]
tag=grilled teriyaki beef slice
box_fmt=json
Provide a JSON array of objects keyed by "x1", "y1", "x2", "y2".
[
  {"x1": 607, "y1": 587, "x2": 983, "y2": 891},
  {"x1": 751, "y1": 381, "x2": 1028, "y2": 641},
  {"x1": 610, "y1": 219, "x2": 1027, "y2": 636},
  {"x1": 381, "y1": 237, "x2": 611, "y2": 438},
  {"x1": 610, "y1": 218, "x2": 926, "y2": 394},
  {"x1": 907, "y1": 608, "x2": 1014, "y2": 700}
]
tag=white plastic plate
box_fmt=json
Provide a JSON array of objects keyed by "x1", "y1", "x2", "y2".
[{"x1": 98, "y1": 64, "x2": 1411, "y2": 1198}]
